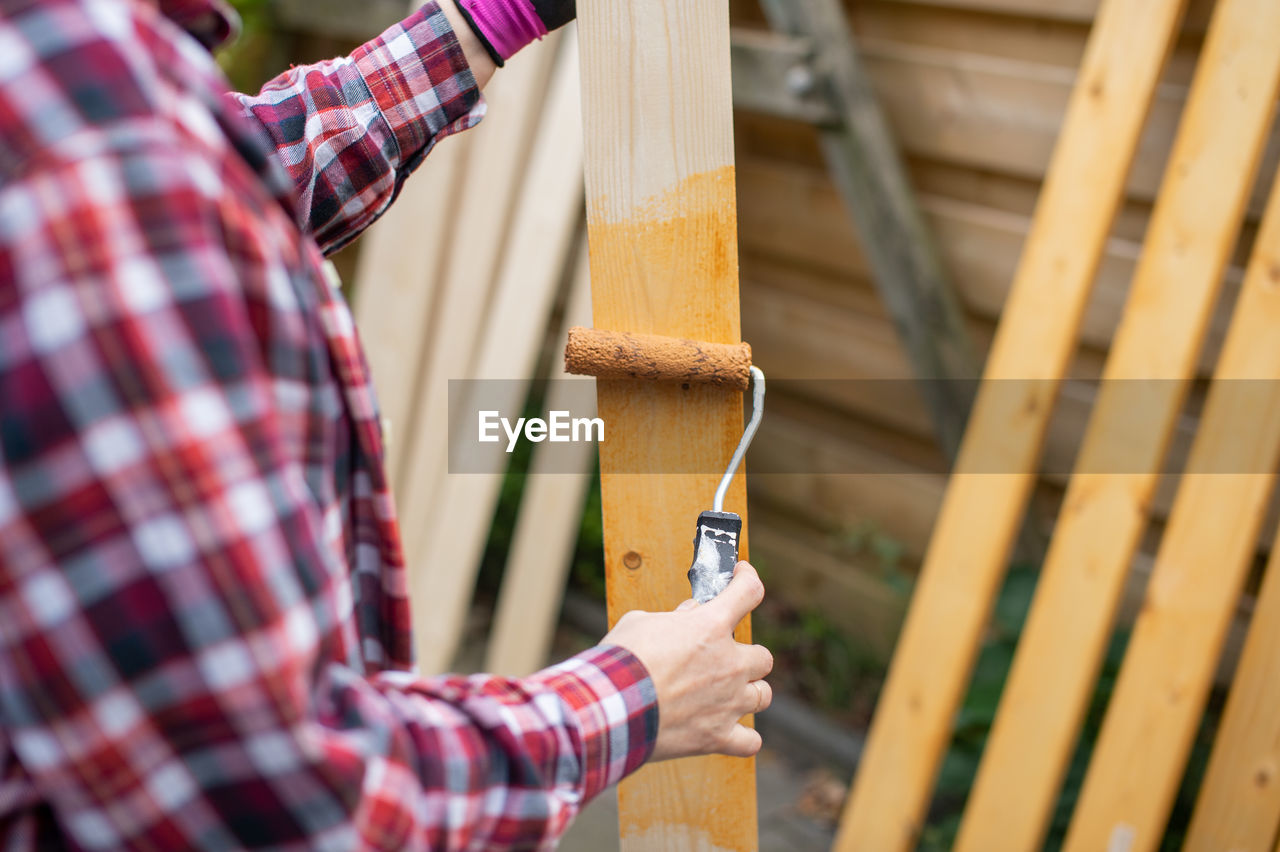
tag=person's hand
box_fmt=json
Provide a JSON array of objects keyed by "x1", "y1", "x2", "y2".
[{"x1": 601, "y1": 562, "x2": 774, "y2": 762}]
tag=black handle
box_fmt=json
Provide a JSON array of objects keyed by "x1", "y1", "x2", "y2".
[{"x1": 688, "y1": 511, "x2": 742, "y2": 603}]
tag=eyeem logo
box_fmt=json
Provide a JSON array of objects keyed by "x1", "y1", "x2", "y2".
[{"x1": 478, "y1": 410, "x2": 605, "y2": 453}]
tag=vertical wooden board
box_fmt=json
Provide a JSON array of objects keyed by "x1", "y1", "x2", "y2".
[
  {"x1": 577, "y1": 0, "x2": 757, "y2": 849},
  {"x1": 954, "y1": 0, "x2": 1280, "y2": 847},
  {"x1": 832, "y1": 0, "x2": 1188, "y2": 849},
  {"x1": 485, "y1": 247, "x2": 595, "y2": 676},
  {"x1": 408, "y1": 34, "x2": 585, "y2": 674},
  {"x1": 1058, "y1": 169, "x2": 1280, "y2": 852},
  {"x1": 1184, "y1": 534, "x2": 1280, "y2": 851},
  {"x1": 352, "y1": 138, "x2": 466, "y2": 489},
  {"x1": 395, "y1": 39, "x2": 560, "y2": 557}
]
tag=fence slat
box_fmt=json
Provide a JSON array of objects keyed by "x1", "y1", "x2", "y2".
[
  {"x1": 408, "y1": 35, "x2": 585, "y2": 674},
  {"x1": 352, "y1": 138, "x2": 465, "y2": 489},
  {"x1": 484, "y1": 248, "x2": 594, "y2": 676},
  {"x1": 832, "y1": 0, "x2": 1187, "y2": 848},
  {"x1": 395, "y1": 40, "x2": 560, "y2": 554}
]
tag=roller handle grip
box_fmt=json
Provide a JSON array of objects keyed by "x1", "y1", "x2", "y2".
[{"x1": 688, "y1": 511, "x2": 742, "y2": 603}]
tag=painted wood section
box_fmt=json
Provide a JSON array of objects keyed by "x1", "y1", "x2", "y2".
[
  {"x1": 352, "y1": 138, "x2": 465, "y2": 488},
  {"x1": 484, "y1": 249, "x2": 594, "y2": 676},
  {"x1": 956, "y1": 0, "x2": 1280, "y2": 843},
  {"x1": 1185, "y1": 526, "x2": 1280, "y2": 849},
  {"x1": 408, "y1": 34, "x2": 584, "y2": 674},
  {"x1": 832, "y1": 0, "x2": 1187, "y2": 847},
  {"x1": 576, "y1": 0, "x2": 757, "y2": 847},
  {"x1": 1057, "y1": 179, "x2": 1280, "y2": 852},
  {"x1": 395, "y1": 40, "x2": 559, "y2": 554}
]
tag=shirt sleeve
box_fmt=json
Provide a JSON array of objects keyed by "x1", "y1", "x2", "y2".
[
  {"x1": 0, "y1": 140, "x2": 655, "y2": 850},
  {"x1": 231, "y1": 2, "x2": 485, "y2": 254}
]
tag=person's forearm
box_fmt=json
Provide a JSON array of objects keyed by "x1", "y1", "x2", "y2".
[
  {"x1": 232, "y1": 3, "x2": 486, "y2": 252},
  {"x1": 440, "y1": 0, "x2": 498, "y2": 88}
]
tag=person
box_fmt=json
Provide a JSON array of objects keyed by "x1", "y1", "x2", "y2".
[{"x1": 0, "y1": 0, "x2": 774, "y2": 848}]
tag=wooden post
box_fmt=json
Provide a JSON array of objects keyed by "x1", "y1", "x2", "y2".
[
  {"x1": 833, "y1": 0, "x2": 1187, "y2": 848},
  {"x1": 577, "y1": 0, "x2": 758, "y2": 849}
]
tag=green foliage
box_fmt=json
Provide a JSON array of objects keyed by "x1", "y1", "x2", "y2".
[
  {"x1": 218, "y1": 0, "x2": 279, "y2": 92},
  {"x1": 916, "y1": 561, "x2": 1222, "y2": 852}
]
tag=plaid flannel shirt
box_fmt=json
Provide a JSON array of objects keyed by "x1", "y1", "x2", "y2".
[{"x1": 0, "y1": 0, "x2": 658, "y2": 848}]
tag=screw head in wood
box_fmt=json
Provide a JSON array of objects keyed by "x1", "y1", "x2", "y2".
[{"x1": 623, "y1": 551, "x2": 643, "y2": 570}]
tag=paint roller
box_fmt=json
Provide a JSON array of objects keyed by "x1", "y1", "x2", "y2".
[{"x1": 564, "y1": 327, "x2": 766, "y2": 603}]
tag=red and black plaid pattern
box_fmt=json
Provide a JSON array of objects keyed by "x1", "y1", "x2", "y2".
[{"x1": 0, "y1": 0, "x2": 658, "y2": 848}]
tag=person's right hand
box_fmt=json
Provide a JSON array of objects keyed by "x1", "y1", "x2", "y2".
[{"x1": 600, "y1": 562, "x2": 774, "y2": 763}]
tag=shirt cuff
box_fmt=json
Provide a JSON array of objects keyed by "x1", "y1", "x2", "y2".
[
  {"x1": 352, "y1": 2, "x2": 486, "y2": 172},
  {"x1": 528, "y1": 645, "x2": 659, "y2": 803}
]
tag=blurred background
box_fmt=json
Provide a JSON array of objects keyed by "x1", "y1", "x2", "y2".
[{"x1": 218, "y1": 1, "x2": 1274, "y2": 848}]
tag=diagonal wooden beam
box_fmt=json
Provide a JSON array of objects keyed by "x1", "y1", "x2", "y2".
[
  {"x1": 754, "y1": 0, "x2": 982, "y2": 461},
  {"x1": 577, "y1": 0, "x2": 758, "y2": 848}
]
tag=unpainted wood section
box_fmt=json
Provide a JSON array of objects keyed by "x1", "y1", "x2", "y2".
[
  {"x1": 577, "y1": 0, "x2": 757, "y2": 848},
  {"x1": 408, "y1": 35, "x2": 585, "y2": 673},
  {"x1": 352, "y1": 138, "x2": 465, "y2": 491},
  {"x1": 957, "y1": 0, "x2": 1280, "y2": 847},
  {"x1": 1063, "y1": 191, "x2": 1280, "y2": 852},
  {"x1": 832, "y1": 0, "x2": 1188, "y2": 848},
  {"x1": 484, "y1": 248, "x2": 594, "y2": 676},
  {"x1": 395, "y1": 40, "x2": 559, "y2": 570}
]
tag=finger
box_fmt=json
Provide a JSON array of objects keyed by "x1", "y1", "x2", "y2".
[
  {"x1": 721, "y1": 724, "x2": 763, "y2": 758},
  {"x1": 675, "y1": 598, "x2": 699, "y2": 613},
  {"x1": 705, "y1": 561, "x2": 765, "y2": 629},
  {"x1": 752, "y1": 680, "x2": 773, "y2": 714},
  {"x1": 738, "y1": 679, "x2": 773, "y2": 716},
  {"x1": 740, "y1": 643, "x2": 774, "y2": 682}
]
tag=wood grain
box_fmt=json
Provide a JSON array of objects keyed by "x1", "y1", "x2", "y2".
[
  {"x1": 577, "y1": 0, "x2": 758, "y2": 847},
  {"x1": 832, "y1": 0, "x2": 1188, "y2": 847}
]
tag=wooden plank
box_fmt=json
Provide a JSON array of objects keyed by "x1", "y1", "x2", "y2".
[
  {"x1": 735, "y1": 157, "x2": 1244, "y2": 377},
  {"x1": 1184, "y1": 529, "x2": 1280, "y2": 851},
  {"x1": 957, "y1": 0, "x2": 1280, "y2": 842},
  {"x1": 832, "y1": 0, "x2": 1188, "y2": 847},
  {"x1": 1060, "y1": 162, "x2": 1280, "y2": 852},
  {"x1": 352, "y1": 138, "x2": 466, "y2": 490},
  {"x1": 576, "y1": 0, "x2": 758, "y2": 846},
  {"x1": 484, "y1": 247, "x2": 595, "y2": 676},
  {"x1": 851, "y1": 41, "x2": 1279, "y2": 217},
  {"x1": 873, "y1": 0, "x2": 1215, "y2": 31},
  {"x1": 407, "y1": 34, "x2": 585, "y2": 674},
  {"x1": 757, "y1": 0, "x2": 983, "y2": 461},
  {"x1": 395, "y1": 40, "x2": 560, "y2": 567}
]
